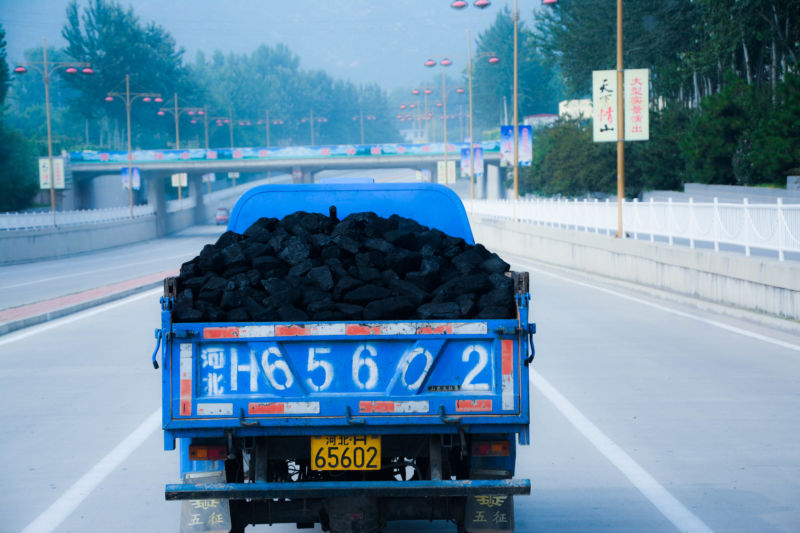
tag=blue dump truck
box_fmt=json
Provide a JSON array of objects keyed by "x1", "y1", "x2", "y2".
[{"x1": 155, "y1": 183, "x2": 534, "y2": 532}]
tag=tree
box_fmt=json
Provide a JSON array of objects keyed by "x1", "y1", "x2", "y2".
[
  {"x1": 0, "y1": 121, "x2": 39, "y2": 211},
  {"x1": 0, "y1": 23, "x2": 39, "y2": 212},
  {"x1": 682, "y1": 75, "x2": 765, "y2": 185},
  {"x1": 471, "y1": 7, "x2": 563, "y2": 132},
  {"x1": 191, "y1": 44, "x2": 401, "y2": 148},
  {"x1": 61, "y1": 0, "x2": 198, "y2": 148},
  {"x1": 0, "y1": 24, "x2": 9, "y2": 106},
  {"x1": 521, "y1": 118, "x2": 616, "y2": 197}
]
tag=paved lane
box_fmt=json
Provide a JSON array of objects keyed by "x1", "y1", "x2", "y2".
[
  {"x1": 0, "y1": 225, "x2": 225, "y2": 311},
  {"x1": 2, "y1": 257, "x2": 798, "y2": 532}
]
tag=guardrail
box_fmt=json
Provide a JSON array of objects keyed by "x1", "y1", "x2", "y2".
[
  {"x1": 0, "y1": 204, "x2": 155, "y2": 231},
  {"x1": 468, "y1": 197, "x2": 800, "y2": 261}
]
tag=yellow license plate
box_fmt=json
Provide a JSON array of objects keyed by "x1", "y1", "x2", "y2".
[{"x1": 310, "y1": 435, "x2": 381, "y2": 471}]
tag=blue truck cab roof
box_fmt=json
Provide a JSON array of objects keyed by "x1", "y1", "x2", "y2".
[{"x1": 227, "y1": 182, "x2": 474, "y2": 244}]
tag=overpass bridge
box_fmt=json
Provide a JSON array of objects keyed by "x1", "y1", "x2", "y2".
[
  {"x1": 65, "y1": 141, "x2": 503, "y2": 235},
  {"x1": 68, "y1": 140, "x2": 501, "y2": 179}
]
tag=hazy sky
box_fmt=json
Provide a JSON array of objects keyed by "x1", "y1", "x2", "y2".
[{"x1": 1, "y1": 0, "x2": 540, "y2": 90}]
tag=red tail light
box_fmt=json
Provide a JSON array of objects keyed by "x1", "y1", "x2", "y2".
[
  {"x1": 472, "y1": 441, "x2": 510, "y2": 456},
  {"x1": 189, "y1": 445, "x2": 227, "y2": 461}
]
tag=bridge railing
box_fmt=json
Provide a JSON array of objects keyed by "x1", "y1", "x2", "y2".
[
  {"x1": 0, "y1": 204, "x2": 155, "y2": 231},
  {"x1": 468, "y1": 197, "x2": 800, "y2": 261}
]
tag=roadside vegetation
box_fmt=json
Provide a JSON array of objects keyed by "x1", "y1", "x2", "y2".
[
  {"x1": 0, "y1": 0, "x2": 798, "y2": 211},
  {"x1": 515, "y1": 0, "x2": 800, "y2": 197}
]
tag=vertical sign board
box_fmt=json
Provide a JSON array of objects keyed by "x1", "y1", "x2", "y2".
[
  {"x1": 592, "y1": 70, "x2": 618, "y2": 142},
  {"x1": 121, "y1": 167, "x2": 141, "y2": 190},
  {"x1": 624, "y1": 69, "x2": 649, "y2": 141},
  {"x1": 500, "y1": 126, "x2": 533, "y2": 166},
  {"x1": 436, "y1": 161, "x2": 456, "y2": 184},
  {"x1": 460, "y1": 147, "x2": 486, "y2": 178},
  {"x1": 38, "y1": 157, "x2": 66, "y2": 189},
  {"x1": 474, "y1": 147, "x2": 484, "y2": 177},
  {"x1": 171, "y1": 173, "x2": 188, "y2": 188}
]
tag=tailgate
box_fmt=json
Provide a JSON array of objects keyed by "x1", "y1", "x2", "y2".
[{"x1": 163, "y1": 318, "x2": 529, "y2": 434}]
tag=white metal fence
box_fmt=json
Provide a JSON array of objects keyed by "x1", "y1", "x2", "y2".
[
  {"x1": 468, "y1": 197, "x2": 800, "y2": 261},
  {"x1": 0, "y1": 204, "x2": 155, "y2": 231}
]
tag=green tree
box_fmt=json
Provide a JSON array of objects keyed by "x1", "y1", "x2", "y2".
[
  {"x1": 0, "y1": 122, "x2": 39, "y2": 211},
  {"x1": 746, "y1": 73, "x2": 800, "y2": 184},
  {"x1": 61, "y1": 0, "x2": 198, "y2": 148},
  {"x1": 682, "y1": 75, "x2": 765, "y2": 185},
  {"x1": 471, "y1": 7, "x2": 563, "y2": 132},
  {"x1": 192, "y1": 45, "x2": 400, "y2": 148},
  {"x1": 0, "y1": 23, "x2": 39, "y2": 212},
  {"x1": 521, "y1": 118, "x2": 615, "y2": 197},
  {"x1": 0, "y1": 25, "x2": 9, "y2": 106}
]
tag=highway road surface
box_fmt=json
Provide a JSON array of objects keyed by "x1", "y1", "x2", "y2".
[{"x1": 1, "y1": 234, "x2": 799, "y2": 532}]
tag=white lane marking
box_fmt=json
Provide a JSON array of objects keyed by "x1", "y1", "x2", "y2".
[
  {"x1": 0, "y1": 288, "x2": 161, "y2": 347},
  {"x1": 0, "y1": 252, "x2": 189, "y2": 289},
  {"x1": 533, "y1": 371, "x2": 714, "y2": 533},
  {"x1": 514, "y1": 261, "x2": 800, "y2": 353},
  {"x1": 20, "y1": 409, "x2": 161, "y2": 533}
]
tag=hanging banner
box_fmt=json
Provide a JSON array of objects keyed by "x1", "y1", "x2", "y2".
[
  {"x1": 500, "y1": 126, "x2": 533, "y2": 166},
  {"x1": 592, "y1": 70, "x2": 618, "y2": 142},
  {"x1": 38, "y1": 157, "x2": 65, "y2": 189},
  {"x1": 624, "y1": 69, "x2": 650, "y2": 141},
  {"x1": 121, "y1": 167, "x2": 141, "y2": 190},
  {"x1": 460, "y1": 146, "x2": 485, "y2": 178}
]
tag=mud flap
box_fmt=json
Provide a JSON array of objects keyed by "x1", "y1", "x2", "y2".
[
  {"x1": 180, "y1": 472, "x2": 232, "y2": 533},
  {"x1": 463, "y1": 493, "x2": 514, "y2": 532},
  {"x1": 326, "y1": 496, "x2": 381, "y2": 533}
]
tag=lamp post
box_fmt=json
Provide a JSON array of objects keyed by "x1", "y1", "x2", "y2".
[
  {"x1": 425, "y1": 58, "x2": 453, "y2": 184},
  {"x1": 454, "y1": 0, "x2": 523, "y2": 199},
  {"x1": 466, "y1": 29, "x2": 500, "y2": 201},
  {"x1": 302, "y1": 111, "x2": 327, "y2": 145},
  {"x1": 157, "y1": 93, "x2": 203, "y2": 151},
  {"x1": 105, "y1": 74, "x2": 161, "y2": 218},
  {"x1": 14, "y1": 38, "x2": 93, "y2": 225},
  {"x1": 156, "y1": 95, "x2": 202, "y2": 199}
]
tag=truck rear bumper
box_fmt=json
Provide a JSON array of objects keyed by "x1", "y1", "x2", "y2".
[{"x1": 165, "y1": 478, "x2": 531, "y2": 500}]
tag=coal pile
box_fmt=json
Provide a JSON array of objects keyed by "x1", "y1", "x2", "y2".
[{"x1": 173, "y1": 210, "x2": 515, "y2": 323}]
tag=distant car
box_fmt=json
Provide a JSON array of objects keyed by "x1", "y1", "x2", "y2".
[{"x1": 215, "y1": 207, "x2": 230, "y2": 225}]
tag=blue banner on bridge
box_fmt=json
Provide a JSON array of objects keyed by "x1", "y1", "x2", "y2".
[{"x1": 69, "y1": 141, "x2": 501, "y2": 165}]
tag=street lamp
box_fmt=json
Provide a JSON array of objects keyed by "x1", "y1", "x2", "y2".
[
  {"x1": 157, "y1": 93, "x2": 203, "y2": 151},
  {"x1": 454, "y1": 0, "x2": 521, "y2": 199},
  {"x1": 14, "y1": 38, "x2": 93, "y2": 225},
  {"x1": 412, "y1": 88, "x2": 434, "y2": 142},
  {"x1": 425, "y1": 58, "x2": 453, "y2": 184},
  {"x1": 302, "y1": 111, "x2": 327, "y2": 145},
  {"x1": 466, "y1": 32, "x2": 500, "y2": 202},
  {"x1": 105, "y1": 74, "x2": 161, "y2": 218}
]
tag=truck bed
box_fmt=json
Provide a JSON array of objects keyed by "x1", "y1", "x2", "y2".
[{"x1": 162, "y1": 314, "x2": 530, "y2": 447}]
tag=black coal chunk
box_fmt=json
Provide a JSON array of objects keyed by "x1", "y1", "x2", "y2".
[{"x1": 173, "y1": 210, "x2": 518, "y2": 323}]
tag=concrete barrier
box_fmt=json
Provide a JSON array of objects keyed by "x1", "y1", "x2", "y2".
[
  {"x1": 0, "y1": 207, "x2": 206, "y2": 265},
  {"x1": 0, "y1": 215, "x2": 158, "y2": 264},
  {"x1": 470, "y1": 216, "x2": 800, "y2": 320}
]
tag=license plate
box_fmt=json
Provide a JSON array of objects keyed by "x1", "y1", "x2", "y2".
[{"x1": 310, "y1": 435, "x2": 381, "y2": 471}]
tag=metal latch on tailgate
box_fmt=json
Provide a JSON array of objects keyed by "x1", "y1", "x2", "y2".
[{"x1": 513, "y1": 272, "x2": 536, "y2": 366}]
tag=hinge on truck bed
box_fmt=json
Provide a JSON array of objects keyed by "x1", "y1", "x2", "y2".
[{"x1": 164, "y1": 276, "x2": 178, "y2": 299}]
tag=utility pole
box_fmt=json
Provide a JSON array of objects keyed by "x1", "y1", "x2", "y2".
[{"x1": 616, "y1": 0, "x2": 625, "y2": 237}]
